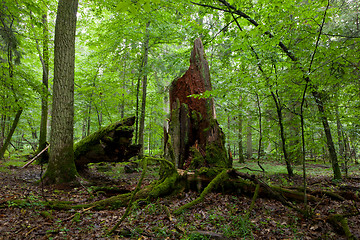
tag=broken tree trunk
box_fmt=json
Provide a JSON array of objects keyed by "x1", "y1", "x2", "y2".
[
  {"x1": 74, "y1": 116, "x2": 141, "y2": 170},
  {"x1": 165, "y1": 38, "x2": 231, "y2": 170}
]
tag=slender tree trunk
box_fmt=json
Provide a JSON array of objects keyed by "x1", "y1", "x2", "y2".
[
  {"x1": 87, "y1": 98, "x2": 92, "y2": 136},
  {"x1": 255, "y1": 93, "x2": 262, "y2": 160},
  {"x1": 238, "y1": 104, "x2": 245, "y2": 163},
  {"x1": 0, "y1": 114, "x2": 5, "y2": 148},
  {"x1": 38, "y1": 13, "x2": 49, "y2": 161},
  {"x1": 43, "y1": 0, "x2": 79, "y2": 185},
  {"x1": 300, "y1": 83, "x2": 308, "y2": 213},
  {"x1": 120, "y1": 65, "x2": 126, "y2": 118},
  {"x1": 270, "y1": 91, "x2": 293, "y2": 177},
  {"x1": 138, "y1": 21, "x2": 150, "y2": 158},
  {"x1": 246, "y1": 117, "x2": 252, "y2": 159},
  {"x1": 0, "y1": 108, "x2": 22, "y2": 159},
  {"x1": 312, "y1": 91, "x2": 342, "y2": 180},
  {"x1": 335, "y1": 106, "x2": 344, "y2": 159}
]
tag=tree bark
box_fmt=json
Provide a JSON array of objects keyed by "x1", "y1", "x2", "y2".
[
  {"x1": 0, "y1": 108, "x2": 22, "y2": 159},
  {"x1": 43, "y1": 0, "x2": 79, "y2": 185},
  {"x1": 270, "y1": 91, "x2": 293, "y2": 177},
  {"x1": 238, "y1": 102, "x2": 245, "y2": 163},
  {"x1": 138, "y1": 21, "x2": 151, "y2": 158},
  {"x1": 312, "y1": 91, "x2": 342, "y2": 180},
  {"x1": 246, "y1": 116, "x2": 252, "y2": 159},
  {"x1": 37, "y1": 13, "x2": 49, "y2": 162},
  {"x1": 166, "y1": 38, "x2": 230, "y2": 169}
]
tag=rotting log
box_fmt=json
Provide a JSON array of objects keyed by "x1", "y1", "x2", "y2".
[{"x1": 74, "y1": 116, "x2": 141, "y2": 170}]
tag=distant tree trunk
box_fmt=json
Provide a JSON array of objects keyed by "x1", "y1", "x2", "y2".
[
  {"x1": 120, "y1": 55, "x2": 127, "y2": 119},
  {"x1": 335, "y1": 106, "x2": 344, "y2": 159},
  {"x1": 255, "y1": 92, "x2": 262, "y2": 160},
  {"x1": 138, "y1": 21, "x2": 151, "y2": 158},
  {"x1": 238, "y1": 99, "x2": 245, "y2": 163},
  {"x1": 0, "y1": 34, "x2": 22, "y2": 159},
  {"x1": 288, "y1": 110, "x2": 302, "y2": 164},
  {"x1": 0, "y1": 114, "x2": 5, "y2": 148},
  {"x1": 312, "y1": 91, "x2": 342, "y2": 180},
  {"x1": 0, "y1": 108, "x2": 22, "y2": 159},
  {"x1": 246, "y1": 116, "x2": 252, "y2": 159},
  {"x1": 37, "y1": 13, "x2": 49, "y2": 162},
  {"x1": 270, "y1": 91, "x2": 293, "y2": 177},
  {"x1": 42, "y1": 0, "x2": 79, "y2": 185}
]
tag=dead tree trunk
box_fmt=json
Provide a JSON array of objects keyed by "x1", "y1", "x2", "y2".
[
  {"x1": 165, "y1": 38, "x2": 231, "y2": 170},
  {"x1": 74, "y1": 116, "x2": 141, "y2": 170}
]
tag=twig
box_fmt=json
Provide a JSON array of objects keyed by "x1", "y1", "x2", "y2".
[
  {"x1": 64, "y1": 206, "x2": 95, "y2": 221},
  {"x1": 245, "y1": 183, "x2": 260, "y2": 219},
  {"x1": 108, "y1": 157, "x2": 148, "y2": 235},
  {"x1": 173, "y1": 169, "x2": 228, "y2": 215},
  {"x1": 22, "y1": 144, "x2": 50, "y2": 168}
]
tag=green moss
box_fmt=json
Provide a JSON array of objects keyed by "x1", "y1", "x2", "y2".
[
  {"x1": 40, "y1": 211, "x2": 54, "y2": 220},
  {"x1": 42, "y1": 144, "x2": 79, "y2": 185},
  {"x1": 174, "y1": 169, "x2": 228, "y2": 215},
  {"x1": 74, "y1": 117, "x2": 134, "y2": 159},
  {"x1": 196, "y1": 167, "x2": 224, "y2": 178},
  {"x1": 149, "y1": 172, "x2": 180, "y2": 199},
  {"x1": 189, "y1": 147, "x2": 206, "y2": 170},
  {"x1": 328, "y1": 214, "x2": 355, "y2": 239},
  {"x1": 205, "y1": 142, "x2": 231, "y2": 168}
]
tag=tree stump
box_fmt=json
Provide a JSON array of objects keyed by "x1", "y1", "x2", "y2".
[{"x1": 165, "y1": 38, "x2": 231, "y2": 170}]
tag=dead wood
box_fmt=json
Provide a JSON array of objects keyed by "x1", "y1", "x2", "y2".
[
  {"x1": 327, "y1": 214, "x2": 358, "y2": 239},
  {"x1": 165, "y1": 38, "x2": 230, "y2": 170},
  {"x1": 74, "y1": 116, "x2": 141, "y2": 170}
]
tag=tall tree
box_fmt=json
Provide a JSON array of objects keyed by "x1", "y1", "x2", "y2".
[
  {"x1": 37, "y1": 12, "x2": 49, "y2": 162},
  {"x1": 138, "y1": 21, "x2": 151, "y2": 158},
  {"x1": 42, "y1": 0, "x2": 79, "y2": 185}
]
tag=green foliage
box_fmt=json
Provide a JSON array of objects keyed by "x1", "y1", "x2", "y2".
[{"x1": 1, "y1": 0, "x2": 359, "y2": 180}]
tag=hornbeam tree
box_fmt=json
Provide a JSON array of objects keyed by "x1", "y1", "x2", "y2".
[
  {"x1": 194, "y1": 0, "x2": 342, "y2": 180},
  {"x1": 42, "y1": 0, "x2": 79, "y2": 185}
]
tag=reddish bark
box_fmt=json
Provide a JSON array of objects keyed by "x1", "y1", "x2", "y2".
[{"x1": 167, "y1": 38, "x2": 230, "y2": 169}]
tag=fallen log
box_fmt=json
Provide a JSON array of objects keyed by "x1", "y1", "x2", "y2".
[{"x1": 74, "y1": 116, "x2": 141, "y2": 170}]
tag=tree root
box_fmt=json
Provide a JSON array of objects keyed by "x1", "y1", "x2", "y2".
[
  {"x1": 327, "y1": 214, "x2": 357, "y2": 240},
  {"x1": 173, "y1": 169, "x2": 228, "y2": 215},
  {"x1": 108, "y1": 157, "x2": 148, "y2": 235}
]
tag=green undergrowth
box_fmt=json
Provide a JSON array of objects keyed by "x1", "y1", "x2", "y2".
[{"x1": 233, "y1": 160, "x2": 360, "y2": 178}]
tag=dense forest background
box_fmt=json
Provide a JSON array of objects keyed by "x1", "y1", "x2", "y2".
[
  {"x1": 1, "y1": 0, "x2": 360, "y2": 239},
  {"x1": 1, "y1": 0, "x2": 359, "y2": 176}
]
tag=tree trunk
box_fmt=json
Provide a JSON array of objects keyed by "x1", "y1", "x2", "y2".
[
  {"x1": 0, "y1": 108, "x2": 22, "y2": 159},
  {"x1": 42, "y1": 0, "x2": 79, "y2": 185},
  {"x1": 138, "y1": 21, "x2": 150, "y2": 158},
  {"x1": 238, "y1": 101, "x2": 245, "y2": 163},
  {"x1": 166, "y1": 38, "x2": 230, "y2": 169},
  {"x1": 255, "y1": 92, "x2": 263, "y2": 160},
  {"x1": 270, "y1": 91, "x2": 293, "y2": 177},
  {"x1": 37, "y1": 13, "x2": 49, "y2": 162},
  {"x1": 246, "y1": 116, "x2": 252, "y2": 159},
  {"x1": 312, "y1": 91, "x2": 342, "y2": 180},
  {"x1": 336, "y1": 106, "x2": 344, "y2": 159}
]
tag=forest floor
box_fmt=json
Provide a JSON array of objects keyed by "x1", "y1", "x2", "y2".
[{"x1": 0, "y1": 158, "x2": 360, "y2": 240}]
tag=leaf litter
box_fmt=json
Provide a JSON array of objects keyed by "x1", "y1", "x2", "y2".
[{"x1": 0, "y1": 163, "x2": 359, "y2": 239}]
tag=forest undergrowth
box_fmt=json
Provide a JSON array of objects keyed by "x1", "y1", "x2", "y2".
[{"x1": 1, "y1": 157, "x2": 360, "y2": 239}]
